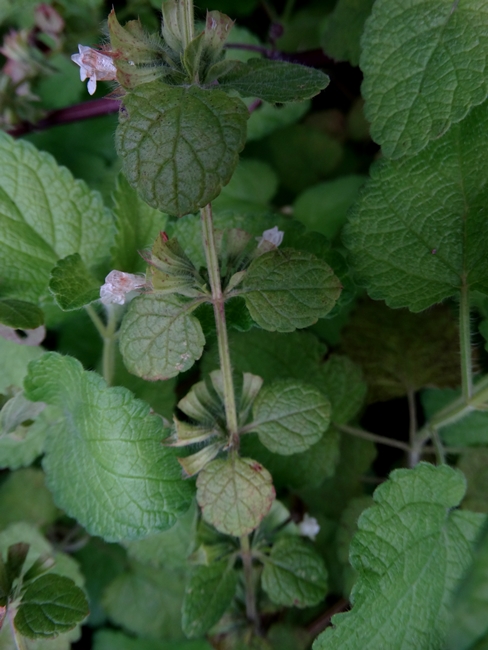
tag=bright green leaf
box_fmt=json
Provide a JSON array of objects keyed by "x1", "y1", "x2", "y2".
[
  {"x1": 111, "y1": 174, "x2": 168, "y2": 274},
  {"x1": 182, "y1": 560, "x2": 238, "y2": 638},
  {"x1": 361, "y1": 0, "x2": 488, "y2": 159},
  {"x1": 24, "y1": 353, "x2": 194, "y2": 541},
  {"x1": 49, "y1": 254, "x2": 100, "y2": 311},
  {"x1": 0, "y1": 338, "x2": 44, "y2": 394},
  {"x1": 15, "y1": 574, "x2": 88, "y2": 639},
  {"x1": 446, "y1": 522, "x2": 488, "y2": 650},
  {"x1": 197, "y1": 456, "x2": 275, "y2": 537},
  {"x1": 0, "y1": 133, "x2": 113, "y2": 303},
  {"x1": 119, "y1": 294, "x2": 205, "y2": 381},
  {"x1": 262, "y1": 537, "x2": 327, "y2": 608},
  {"x1": 102, "y1": 561, "x2": 186, "y2": 640},
  {"x1": 250, "y1": 380, "x2": 330, "y2": 455},
  {"x1": 217, "y1": 58, "x2": 329, "y2": 102},
  {"x1": 313, "y1": 463, "x2": 485, "y2": 649},
  {"x1": 0, "y1": 300, "x2": 44, "y2": 330},
  {"x1": 241, "y1": 248, "x2": 341, "y2": 332},
  {"x1": 0, "y1": 468, "x2": 58, "y2": 530},
  {"x1": 116, "y1": 83, "x2": 248, "y2": 217},
  {"x1": 345, "y1": 102, "x2": 488, "y2": 310},
  {"x1": 322, "y1": 0, "x2": 374, "y2": 66}
]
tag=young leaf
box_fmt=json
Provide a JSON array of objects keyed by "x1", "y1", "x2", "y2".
[
  {"x1": 119, "y1": 294, "x2": 205, "y2": 381},
  {"x1": 321, "y1": 0, "x2": 374, "y2": 66},
  {"x1": 111, "y1": 174, "x2": 169, "y2": 274},
  {"x1": 0, "y1": 133, "x2": 113, "y2": 304},
  {"x1": 49, "y1": 254, "x2": 101, "y2": 311},
  {"x1": 313, "y1": 463, "x2": 485, "y2": 649},
  {"x1": 145, "y1": 234, "x2": 204, "y2": 297},
  {"x1": 262, "y1": 537, "x2": 327, "y2": 608},
  {"x1": 24, "y1": 353, "x2": 194, "y2": 541},
  {"x1": 446, "y1": 522, "x2": 488, "y2": 650},
  {"x1": 249, "y1": 379, "x2": 330, "y2": 455},
  {"x1": 241, "y1": 249, "x2": 342, "y2": 332},
  {"x1": 217, "y1": 59, "x2": 329, "y2": 103},
  {"x1": 15, "y1": 574, "x2": 88, "y2": 639},
  {"x1": 345, "y1": 101, "x2": 488, "y2": 310},
  {"x1": 116, "y1": 83, "x2": 248, "y2": 217},
  {"x1": 361, "y1": 0, "x2": 488, "y2": 159},
  {"x1": 0, "y1": 300, "x2": 44, "y2": 330},
  {"x1": 196, "y1": 456, "x2": 275, "y2": 537},
  {"x1": 182, "y1": 561, "x2": 238, "y2": 638}
]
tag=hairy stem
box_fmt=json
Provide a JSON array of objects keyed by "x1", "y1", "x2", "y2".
[
  {"x1": 459, "y1": 281, "x2": 473, "y2": 401},
  {"x1": 240, "y1": 535, "x2": 259, "y2": 629},
  {"x1": 86, "y1": 304, "x2": 118, "y2": 386},
  {"x1": 336, "y1": 423, "x2": 411, "y2": 452},
  {"x1": 200, "y1": 204, "x2": 239, "y2": 446},
  {"x1": 8, "y1": 610, "x2": 27, "y2": 650}
]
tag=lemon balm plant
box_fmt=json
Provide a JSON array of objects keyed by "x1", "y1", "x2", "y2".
[{"x1": 2, "y1": 0, "x2": 488, "y2": 649}]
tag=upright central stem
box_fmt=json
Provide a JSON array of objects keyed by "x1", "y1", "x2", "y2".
[
  {"x1": 179, "y1": 0, "x2": 194, "y2": 48},
  {"x1": 201, "y1": 204, "x2": 239, "y2": 446}
]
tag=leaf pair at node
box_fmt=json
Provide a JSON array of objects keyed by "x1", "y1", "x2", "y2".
[{"x1": 0, "y1": 542, "x2": 88, "y2": 641}]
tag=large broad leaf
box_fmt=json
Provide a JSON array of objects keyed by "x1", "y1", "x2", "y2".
[
  {"x1": 250, "y1": 379, "x2": 330, "y2": 455},
  {"x1": 196, "y1": 456, "x2": 275, "y2": 537},
  {"x1": 182, "y1": 561, "x2": 238, "y2": 638},
  {"x1": 344, "y1": 102, "x2": 488, "y2": 311},
  {"x1": 361, "y1": 0, "x2": 488, "y2": 159},
  {"x1": 24, "y1": 353, "x2": 194, "y2": 541},
  {"x1": 119, "y1": 294, "x2": 205, "y2": 381},
  {"x1": 15, "y1": 574, "x2": 88, "y2": 639},
  {"x1": 0, "y1": 133, "x2": 113, "y2": 303},
  {"x1": 262, "y1": 537, "x2": 328, "y2": 608},
  {"x1": 116, "y1": 83, "x2": 248, "y2": 217},
  {"x1": 241, "y1": 248, "x2": 341, "y2": 332},
  {"x1": 313, "y1": 463, "x2": 485, "y2": 650},
  {"x1": 217, "y1": 59, "x2": 329, "y2": 103},
  {"x1": 321, "y1": 0, "x2": 374, "y2": 66},
  {"x1": 111, "y1": 174, "x2": 168, "y2": 274},
  {"x1": 446, "y1": 522, "x2": 488, "y2": 650}
]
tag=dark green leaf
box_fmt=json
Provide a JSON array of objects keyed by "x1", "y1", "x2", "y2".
[
  {"x1": 322, "y1": 0, "x2": 374, "y2": 66},
  {"x1": 49, "y1": 254, "x2": 100, "y2": 311},
  {"x1": 116, "y1": 83, "x2": 248, "y2": 217},
  {"x1": 0, "y1": 300, "x2": 44, "y2": 330}
]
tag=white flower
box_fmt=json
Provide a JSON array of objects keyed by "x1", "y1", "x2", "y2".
[
  {"x1": 71, "y1": 45, "x2": 117, "y2": 95},
  {"x1": 100, "y1": 271, "x2": 146, "y2": 305},
  {"x1": 298, "y1": 514, "x2": 320, "y2": 541},
  {"x1": 256, "y1": 226, "x2": 284, "y2": 249}
]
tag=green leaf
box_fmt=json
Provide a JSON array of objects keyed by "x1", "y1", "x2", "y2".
[
  {"x1": 240, "y1": 426, "x2": 340, "y2": 490},
  {"x1": 247, "y1": 100, "x2": 310, "y2": 142},
  {"x1": 345, "y1": 101, "x2": 488, "y2": 310},
  {"x1": 0, "y1": 469, "x2": 58, "y2": 530},
  {"x1": 217, "y1": 59, "x2": 329, "y2": 102},
  {"x1": 0, "y1": 338, "x2": 44, "y2": 394},
  {"x1": 212, "y1": 159, "x2": 278, "y2": 214},
  {"x1": 250, "y1": 380, "x2": 330, "y2": 455},
  {"x1": 0, "y1": 628, "x2": 80, "y2": 650},
  {"x1": 446, "y1": 522, "x2": 488, "y2": 650},
  {"x1": 0, "y1": 403, "x2": 53, "y2": 471},
  {"x1": 182, "y1": 560, "x2": 238, "y2": 638},
  {"x1": 15, "y1": 574, "x2": 88, "y2": 639},
  {"x1": 341, "y1": 300, "x2": 460, "y2": 400},
  {"x1": 94, "y1": 629, "x2": 213, "y2": 650},
  {"x1": 313, "y1": 463, "x2": 485, "y2": 650},
  {"x1": 241, "y1": 248, "x2": 342, "y2": 332},
  {"x1": 145, "y1": 234, "x2": 204, "y2": 298},
  {"x1": 197, "y1": 456, "x2": 275, "y2": 537},
  {"x1": 0, "y1": 133, "x2": 113, "y2": 304},
  {"x1": 48, "y1": 254, "x2": 101, "y2": 311},
  {"x1": 111, "y1": 174, "x2": 168, "y2": 274},
  {"x1": 24, "y1": 353, "x2": 194, "y2": 541},
  {"x1": 119, "y1": 294, "x2": 205, "y2": 381},
  {"x1": 0, "y1": 300, "x2": 44, "y2": 330},
  {"x1": 262, "y1": 537, "x2": 327, "y2": 608},
  {"x1": 458, "y1": 449, "x2": 488, "y2": 513},
  {"x1": 116, "y1": 83, "x2": 248, "y2": 217},
  {"x1": 318, "y1": 355, "x2": 366, "y2": 425},
  {"x1": 321, "y1": 0, "x2": 374, "y2": 66},
  {"x1": 293, "y1": 176, "x2": 367, "y2": 241},
  {"x1": 102, "y1": 561, "x2": 186, "y2": 640},
  {"x1": 126, "y1": 501, "x2": 198, "y2": 570},
  {"x1": 361, "y1": 0, "x2": 488, "y2": 159},
  {"x1": 421, "y1": 388, "x2": 488, "y2": 446}
]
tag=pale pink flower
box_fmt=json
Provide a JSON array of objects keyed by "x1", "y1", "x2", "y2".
[
  {"x1": 256, "y1": 226, "x2": 284, "y2": 249},
  {"x1": 298, "y1": 514, "x2": 320, "y2": 541},
  {"x1": 100, "y1": 271, "x2": 146, "y2": 305},
  {"x1": 71, "y1": 44, "x2": 117, "y2": 95}
]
